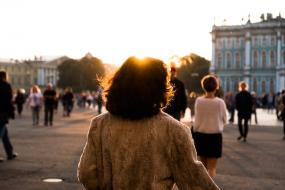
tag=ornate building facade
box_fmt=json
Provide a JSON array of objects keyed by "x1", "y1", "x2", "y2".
[
  {"x1": 0, "y1": 56, "x2": 69, "y2": 91},
  {"x1": 211, "y1": 14, "x2": 285, "y2": 95}
]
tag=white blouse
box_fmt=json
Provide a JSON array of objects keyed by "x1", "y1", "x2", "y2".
[
  {"x1": 193, "y1": 96, "x2": 227, "y2": 134},
  {"x1": 28, "y1": 92, "x2": 43, "y2": 107}
]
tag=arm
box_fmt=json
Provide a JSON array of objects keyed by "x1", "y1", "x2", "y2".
[
  {"x1": 181, "y1": 82, "x2": 188, "y2": 114},
  {"x1": 77, "y1": 122, "x2": 100, "y2": 190},
  {"x1": 7, "y1": 84, "x2": 15, "y2": 119},
  {"x1": 193, "y1": 98, "x2": 199, "y2": 130},
  {"x1": 170, "y1": 125, "x2": 220, "y2": 190},
  {"x1": 235, "y1": 94, "x2": 239, "y2": 111},
  {"x1": 221, "y1": 100, "x2": 227, "y2": 125}
]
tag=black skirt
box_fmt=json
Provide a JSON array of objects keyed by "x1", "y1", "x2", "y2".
[{"x1": 192, "y1": 131, "x2": 222, "y2": 158}]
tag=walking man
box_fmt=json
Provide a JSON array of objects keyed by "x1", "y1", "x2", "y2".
[
  {"x1": 235, "y1": 81, "x2": 253, "y2": 142},
  {"x1": 43, "y1": 83, "x2": 56, "y2": 126},
  {"x1": 0, "y1": 71, "x2": 18, "y2": 161},
  {"x1": 281, "y1": 90, "x2": 285, "y2": 140},
  {"x1": 163, "y1": 66, "x2": 187, "y2": 121}
]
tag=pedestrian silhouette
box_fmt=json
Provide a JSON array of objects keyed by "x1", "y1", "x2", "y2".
[
  {"x1": 235, "y1": 81, "x2": 253, "y2": 142},
  {"x1": 0, "y1": 71, "x2": 18, "y2": 161},
  {"x1": 43, "y1": 83, "x2": 56, "y2": 126},
  {"x1": 163, "y1": 66, "x2": 187, "y2": 121},
  {"x1": 14, "y1": 88, "x2": 26, "y2": 117},
  {"x1": 27, "y1": 85, "x2": 43, "y2": 126},
  {"x1": 281, "y1": 90, "x2": 285, "y2": 140}
]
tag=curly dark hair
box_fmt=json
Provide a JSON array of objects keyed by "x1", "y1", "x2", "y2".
[{"x1": 103, "y1": 56, "x2": 173, "y2": 120}]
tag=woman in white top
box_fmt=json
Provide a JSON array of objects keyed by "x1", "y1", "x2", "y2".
[
  {"x1": 193, "y1": 75, "x2": 227, "y2": 178},
  {"x1": 28, "y1": 85, "x2": 43, "y2": 126}
]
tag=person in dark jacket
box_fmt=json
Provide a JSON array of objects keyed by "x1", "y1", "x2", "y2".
[
  {"x1": 235, "y1": 81, "x2": 253, "y2": 142},
  {"x1": 62, "y1": 87, "x2": 74, "y2": 117},
  {"x1": 163, "y1": 66, "x2": 187, "y2": 121},
  {"x1": 43, "y1": 83, "x2": 57, "y2": 126},
  {"x1": 281, "y1": 90, "x2": 285, "y2": 140},
  {"x1": 15, "y1": 89, "x2": 26, "y2": 117},
  {"x1": 0, "y1": 71, "x2": 18, "y2": 161}
]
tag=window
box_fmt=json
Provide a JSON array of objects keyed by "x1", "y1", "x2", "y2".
[
  {"x1": 262, "y1": 81, "x2": 266, "y2": 93},
  {"x1": 253, "y1": 78, "x2": 257, "y2": 92},
  {"x1": 235, "y1": 52, "x2": 240, "y2": 69},
  {"x1": 262, "y1": 36, "x2": 266, "y2": 46},
  {"x1": 217, "y1": 53, "x2": 222, "y2": 68},
  {"x1": 227, "y1": 38, "x2": 231, "y2": 48},
  {"x1": 262, "y1": 51, "x2": 267, "y2": 67},
  {"x1": 270, "y1": 79, "x2": 274, "y2": 93},
  {"x1": 271, "y1": 36, "x2": 276, "y2": 46},
  {"x1": 226, "y1": 78, "x2": 230, "y2": 92},
  {"x1": 270, "y1": 51, "x2": 275, "y2": 66},
  {"x1": 226, "y1": 52, "x2": 231, "y2": 68},
  {"x1": 253, "y1": 51, "x2": 258, "y2": 68},
  {"x1": 234, "y1": 81, "x2": 239, "y2": 91},
  {"x1": 240, "y1": 38, "x2": 244, "y2": 47},
  {"x1": 254, "y1": 37, "x2": 258, "y2": 47},
  {"x1": 218, "y1": 39, "x2": 223, "y2": 49},
  {"x1": 283, "y1": 51, "x2": 285, "y2": 64},
  {"x1": 235, "y1": 38, "x2": 238, "y2": 48}
]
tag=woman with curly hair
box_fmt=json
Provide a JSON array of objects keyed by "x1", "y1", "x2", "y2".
[{"x1": 78, "y1": 57, "x2": 219, "y2": 190}]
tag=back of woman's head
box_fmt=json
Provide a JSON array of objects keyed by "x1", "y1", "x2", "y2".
[
  {"x1": 201, "y1": 75, "x2": 218, "y2": 93},
  {"x1": 104, "y1": 56, "x2": 173, "y2": 120},
  {"x1": 31, "y1": 85, "x2": 40, "y2": 93}
]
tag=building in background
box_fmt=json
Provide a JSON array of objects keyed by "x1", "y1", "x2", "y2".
[
  {"x1": 0, "y1": 56, "x2": 69, "y2": 91},
  {"x1": 211, "y1": 13, "x2": 285, "y2": 95}
]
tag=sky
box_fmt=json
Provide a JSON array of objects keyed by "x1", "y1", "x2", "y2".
[{"x1": 0, "y1": 0, "x2": 284, "y2": 65}]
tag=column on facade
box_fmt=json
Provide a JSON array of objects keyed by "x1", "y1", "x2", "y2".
[
  {"x1": 276, "y1": 30, "x2": 282, "y2": 91},
  {"x1": 210, "y1": 33, "x2": 216, "y2": 72},
  {"x1": 245, "y1": 31, "x2": 251, "y2": 68},
  {"x1": 277, "y1": 30, "x2": 281, "y2": 66},
  {"x1": 280, "y1": 74, "x2": 285, "y2": 91},
  {"x1": 37, "y1": 68, "x2": 45, "y2": 86},
  {"x1": 244, "y1": 31, "x2": 251, "y2": 88}
]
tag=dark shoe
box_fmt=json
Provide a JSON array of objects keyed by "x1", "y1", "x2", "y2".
[
  {"x1": 283, "y1": 136, "x2": 285, "y2": 140},
  {"x1": 237, "y1": 136, "x2": 243, "y2": 141},
  {"x1": 243, "y1": 138, "x2": 247, "y2": 142},
  {"x1": 7, "y1": 153, "x2": 18, "y2": 160}
]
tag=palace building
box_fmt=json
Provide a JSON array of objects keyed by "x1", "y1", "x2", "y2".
[
  {"x1": 0, "y1": 56, "x2": 69, "y2": 90},
  {"x1": 211, "y1": 13, "x2": 285, "y2": 95}
]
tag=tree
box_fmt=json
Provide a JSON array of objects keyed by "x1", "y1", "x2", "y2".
[
  {"x1": 57, "y1": 59, "x2": 81, "y2": 90},
  {"x1": 79, "y1": 55, "x2": 105, "y2": 91},
  {"x1": 176, "y1": 53, "x2": 210, "y2": 94},
  {"x1": 57, "y1": 53, "x2": 105, "y2": 92}
]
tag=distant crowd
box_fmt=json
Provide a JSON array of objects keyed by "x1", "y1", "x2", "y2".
[{"x1": 12, "y1": 85, "x2": 104, "y2": 126}]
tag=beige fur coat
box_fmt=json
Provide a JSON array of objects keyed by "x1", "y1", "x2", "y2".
[{"x1": 78, "y1": 112, "x2": 220, "y2": 190}]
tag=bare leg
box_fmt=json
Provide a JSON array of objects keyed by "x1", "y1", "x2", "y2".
[{"x1": 206, "y1": 158, "x2": 218, "y2": 178}]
